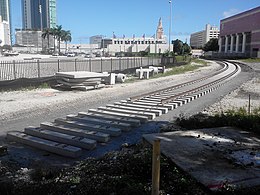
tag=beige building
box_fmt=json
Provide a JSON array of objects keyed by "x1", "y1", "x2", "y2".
[{"x1": 190, "y1": 24, "x2": 219, "y2": 48}]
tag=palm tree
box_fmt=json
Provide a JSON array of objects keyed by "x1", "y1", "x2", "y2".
[
  {"x1": 41, "y1": 28, "x2": 52, "y2": 52},
  {"x1": 50, "y1": 25, "x2": 62, "y2": 53},
  {"x1": 54, "y1": 25, "x2": 63, "y2": 53},
  {"x1": 61, "y1": 30, "x2": 72, "y2": 53}
]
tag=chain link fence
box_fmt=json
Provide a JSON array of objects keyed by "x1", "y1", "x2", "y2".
[{"x1": 0, "y1": 57, "x2": 161, "y2": 81}]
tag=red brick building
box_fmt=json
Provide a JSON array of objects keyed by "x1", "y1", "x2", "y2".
[{"x1": 219, "y1": 6, "x2": 260, "y2": 58}]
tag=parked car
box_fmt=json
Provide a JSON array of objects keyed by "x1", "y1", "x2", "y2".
[
  {"x1": 67, "y1": 52, "x2": 76, "y2": 57},
  {"x1": 3, "y1": 51, "x2": 19, "y2": 56}
]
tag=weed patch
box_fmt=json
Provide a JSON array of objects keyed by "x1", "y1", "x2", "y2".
[{"x1": 175, "y1": 107, "x2": 260, "y2": 135}]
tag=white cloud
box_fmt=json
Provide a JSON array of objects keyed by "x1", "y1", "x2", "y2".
[{"x1": 223, "y1": 8, "x2": 240, "y2": 18}]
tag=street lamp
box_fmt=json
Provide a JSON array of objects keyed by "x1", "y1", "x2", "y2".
[{"x1": 169, "y1": 0, "x2": 172, "y2": 53}]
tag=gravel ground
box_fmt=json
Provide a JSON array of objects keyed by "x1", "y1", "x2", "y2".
[
  {"x1": 1, "y1": 60, "x2": 259, "y2": 135},
  {"x1": 0, "y1": 60, "x2": 220, "y2": 134},
  {"x1": 205, "y1": 76, "x2": 260, "y2": 114}
]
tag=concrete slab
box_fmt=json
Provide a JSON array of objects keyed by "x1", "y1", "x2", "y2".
[
  {"x1": 7, "y1": 131, "x2": 82, "y2": 158},
  {"x1": 54, "y1": 118, "x2": 121, "y2": 137},
  {"x1": 24, "y1": 127, "x2": 97, "y2": 150},
  {"x1": 56, "y1": 71, "x2": 109, "y2": 79},
  {"x1": 40, "y1": 122, "x2": 110, "y2": 143},
  {"x1": 78, "y1": 112, "x2": 141, "y2": 127},
  {"x1": 143, "y1": 127, "x2": 260, "y2": 191}
]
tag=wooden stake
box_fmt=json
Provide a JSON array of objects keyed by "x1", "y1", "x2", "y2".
[{"x1": 152, "y1": 139, "x2": 161, "y2": 195}]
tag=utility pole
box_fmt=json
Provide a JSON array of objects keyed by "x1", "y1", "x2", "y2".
[{"x1": 169, "y1": 0, "x2": 172, "y2": 53}]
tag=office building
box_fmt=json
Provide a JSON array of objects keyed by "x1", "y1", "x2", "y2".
[
  {"x1": 190, "y1": 24, "x2": 219, "y2": 49},
  {"x1": 90, "y1": 35, "x2": 103, "y2": 48},
  {"x1": 22, "y1": 0, "x2": 57, "y2": 30},
  {"x1": 218, "y1": 6, "x2": 260, "y2": 58},
  {"x1": 15, "y1": 29, "x2": 54, "y2": 52},
  {"x1": 0, "y1": 0, "x2": 11, "y2": 45}
]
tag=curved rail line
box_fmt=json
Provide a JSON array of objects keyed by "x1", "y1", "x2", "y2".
[{"x1": 7, "y1": 61, "x2": 241, "y2": 158}]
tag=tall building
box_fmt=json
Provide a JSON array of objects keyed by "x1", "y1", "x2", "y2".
[
  {"x1": 190, "y1": 24, "x2": 219, "y2": 49},
  {"x1": 218, "y1": 6, "x2": 260, "y2": 58},
  {"x1": 22, "y1": 0, "x2": 57, "y2": 30},
  {"x1": 0, "y1": 0, "x2": 11, "y2": 45}
]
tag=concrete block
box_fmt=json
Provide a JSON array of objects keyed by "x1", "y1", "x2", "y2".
[
  {"x1": 40, "y1": 122, "x2": 110, "y2": 143},
  {"x1": 78, "y1": 112, "x2": 141, "y2": 127},
  {"x1": 87, "y1": 108, "x2": 149, "y2": 123},
  {"x1": 116, "y1": 101, "x2": 168, "y2": 114},
  {"x1": 66, "y1": 114, "x2": 131, "y2": 131},
  {"x1": 7, "y1": 131, "x2": 82, "y2": 158},
  {"x1": 54, "y1": 118, "x2": 121, "y2": 137},
  {"x1": 128, "y1": 100, "x2": 174, "y2": 110},
  {"x1": 115, "y1": 73, "x2": 126, "y2": 83},
  {"x1": 104, "y1": 73, "x2": 116, "y2": 85},
  {"x1": 24, "y1": 127, "x2": 97, "y2": 150},
  {"x1": 98, "y1": 106, "x2": 154, "y2": 120},
  {"x1": 105, "y1": 104, "x2": 162, "y2": 116},
  {"x1": 143, "y1": 71, "x2": 149, "y2": 79}
]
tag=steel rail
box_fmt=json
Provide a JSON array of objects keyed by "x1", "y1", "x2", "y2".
[{"x1": 130, "y1": 61, "x2": 228, "y2": 101}]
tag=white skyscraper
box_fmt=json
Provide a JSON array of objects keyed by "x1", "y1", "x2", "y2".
[{"x1": 0, "y1": 0, "x2": 11, "y2": 46}]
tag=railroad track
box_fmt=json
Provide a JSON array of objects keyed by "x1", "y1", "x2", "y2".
[{"x1": 7, "y1": 61, "x2": 241, "y2": 158}]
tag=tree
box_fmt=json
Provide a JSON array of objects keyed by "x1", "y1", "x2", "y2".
[
  {"x1": 183, "y1": 43, "x2": 191, "y2": 54},
  {"x1": 172, "y1": 39, "x2": 183, "y2": 55},
  {"x1": 42, "y1": 28, "x2": 52, "y2": 52},
  {"x1": 203, "y1": 38, "x2": 219, "y2": 52},
  {"x1": 50, "y1": 25, "x2": 63, "y2": 53},
  {"x1": 61, "y1": 30, "x2": 72, "y2": 53},
  {"x1": 2, "y1": 44, "x2": 12, "y2": 51}
]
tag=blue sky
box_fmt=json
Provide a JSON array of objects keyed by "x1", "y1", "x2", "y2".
[{"x1": 11, "y1": 0, "x2": 260, "y2": 43}]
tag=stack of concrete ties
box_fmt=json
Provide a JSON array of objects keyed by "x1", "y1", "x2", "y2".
[{"x1": 55, "y1": 71, "x2": 109, "y2": 91}]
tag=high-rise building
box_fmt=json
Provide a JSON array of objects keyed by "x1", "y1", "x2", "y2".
[
  {"x1": 49, "y1": 0, "x2": 56, "y2": 28},
  {"x1": 22, "y1": 0, "x2": 57, "y2": 30},
  {"x1": 0, "y1": 0, "x2": 11, "y2": 45},
  {"x1": 190, "y1": 24, "x2": 219, "y2": 49}
]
